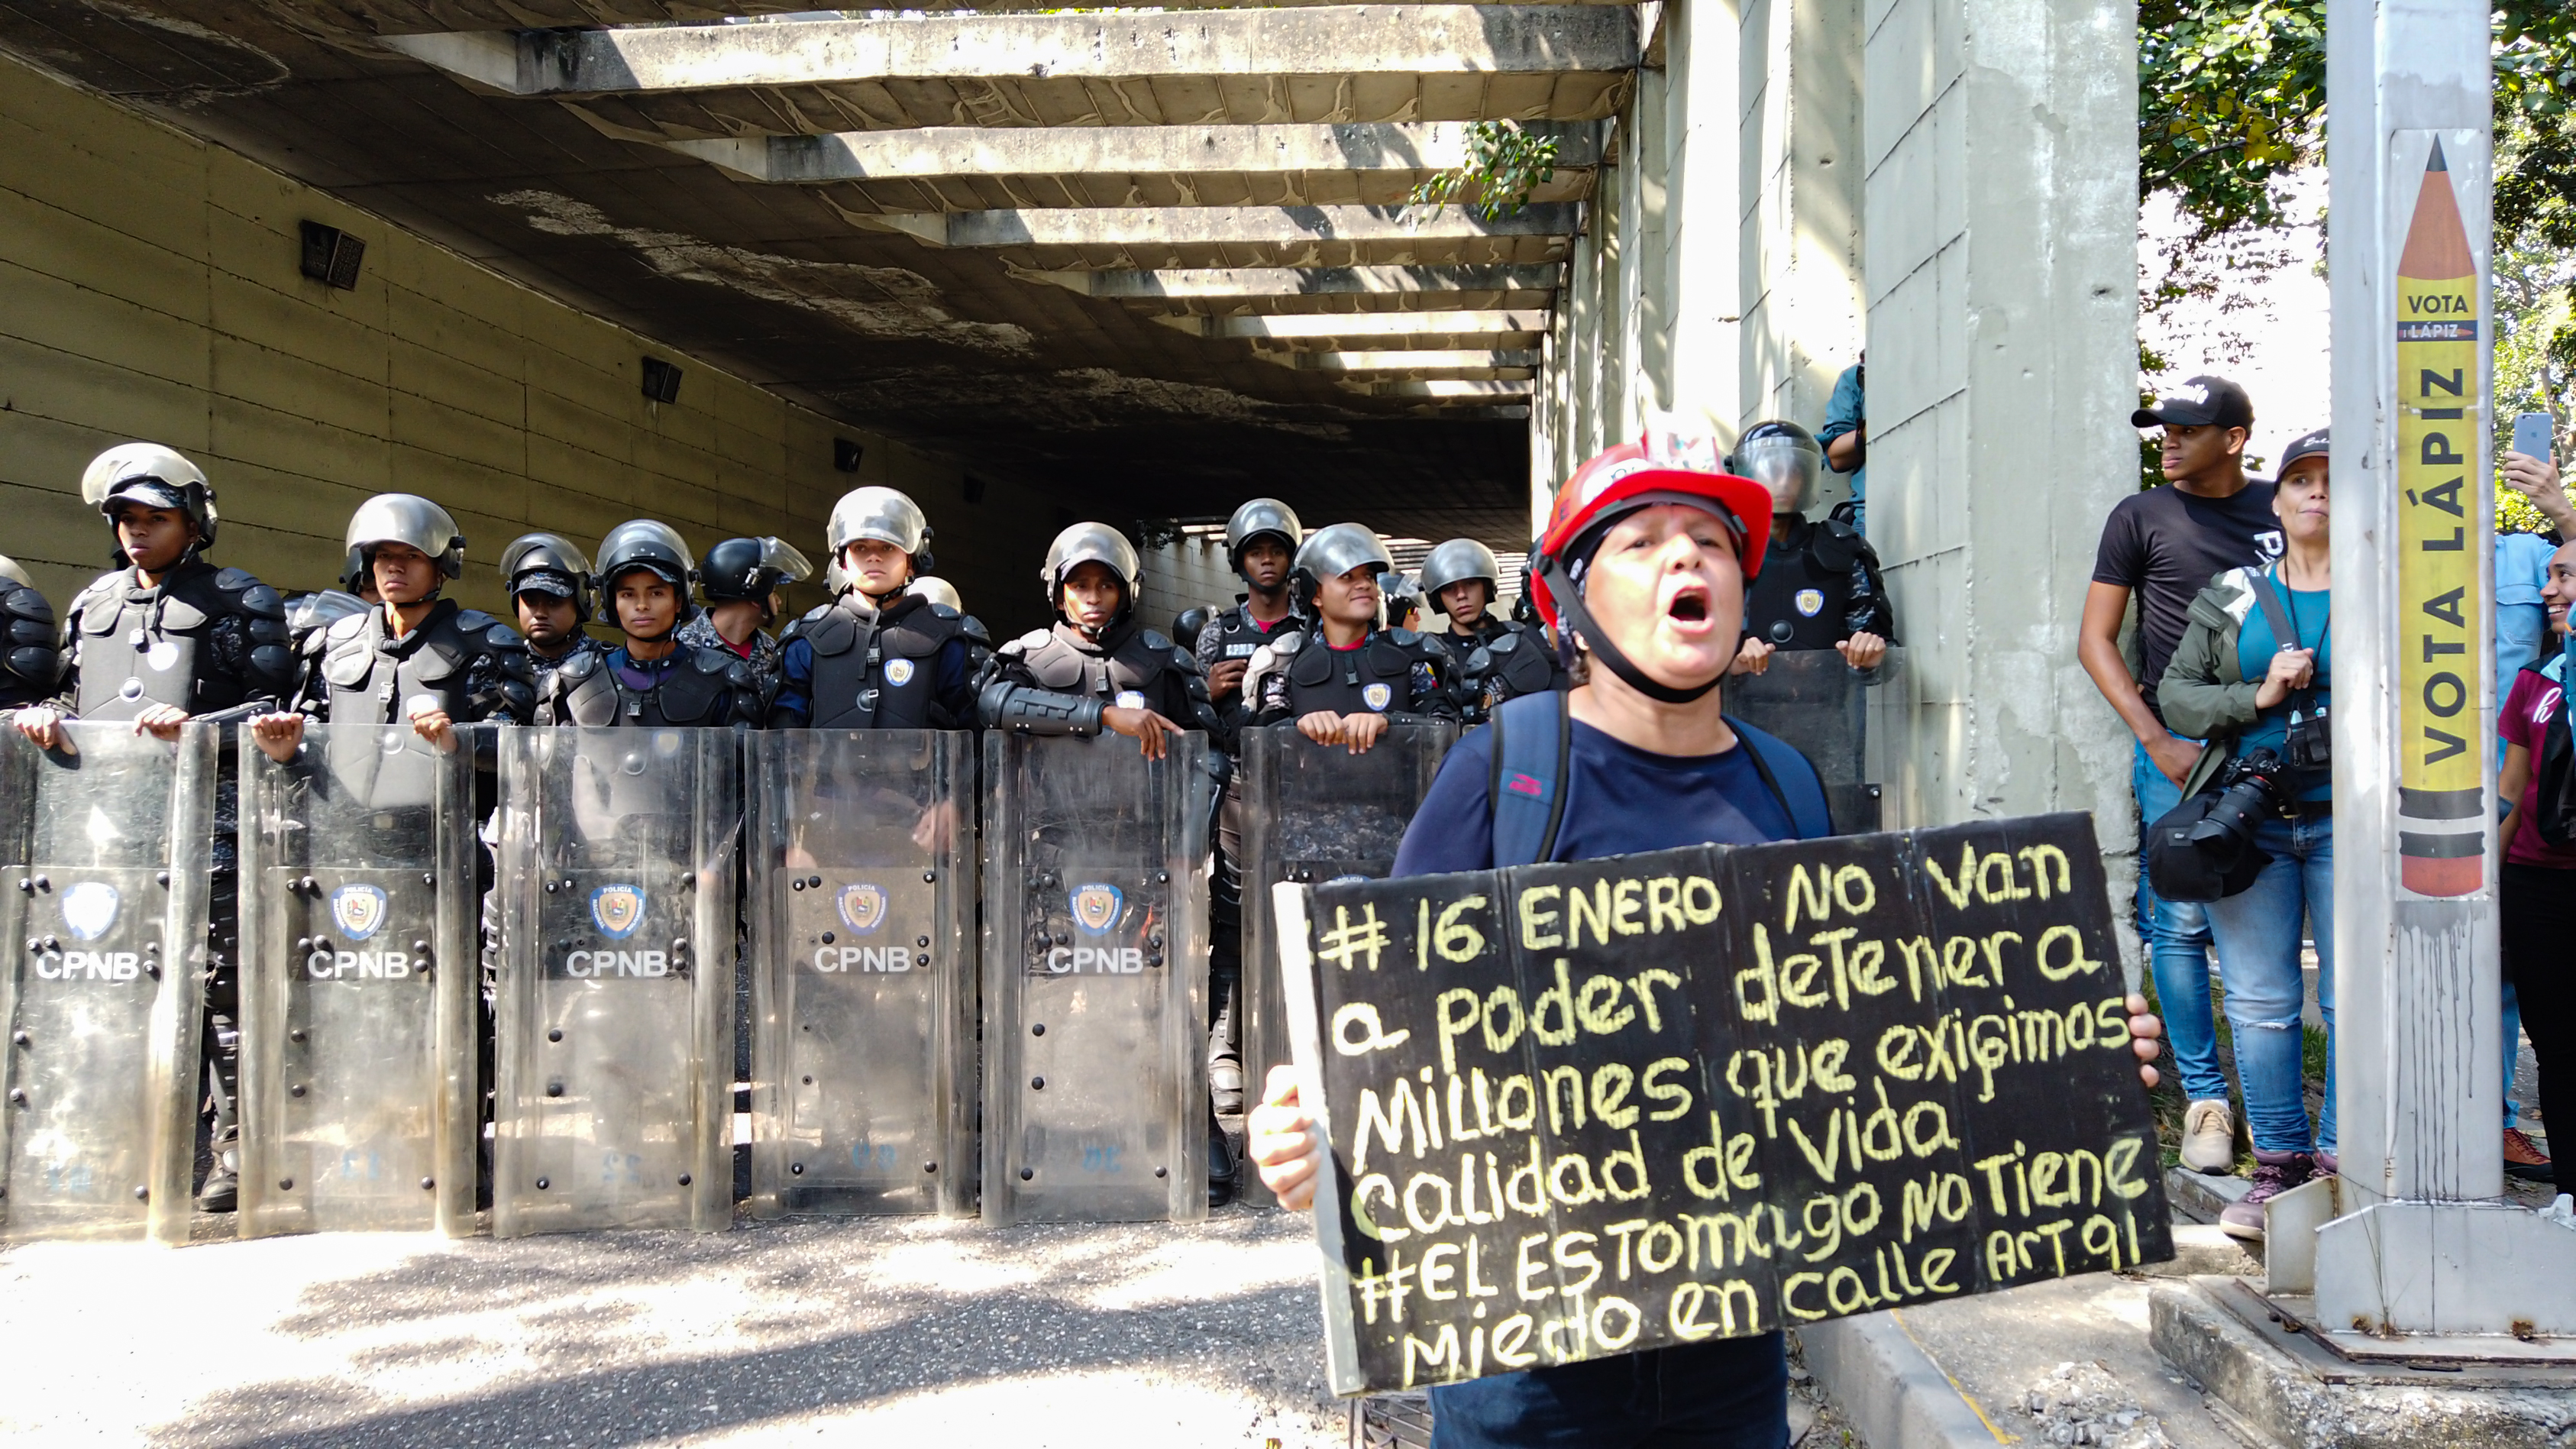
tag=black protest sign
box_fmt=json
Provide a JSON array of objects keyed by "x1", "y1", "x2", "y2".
[{"x1": 1285, "y1": 813, "x2": 2170, "y2": 1396}]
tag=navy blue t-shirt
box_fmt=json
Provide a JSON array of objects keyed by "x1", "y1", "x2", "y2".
[{"x1": 1392, "y1": 716, "x2": 1796, "y2": 876}]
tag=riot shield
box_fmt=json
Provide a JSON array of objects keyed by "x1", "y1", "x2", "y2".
[
  {"x1": 1237, "y1": 723, "x2": 1455, "y2": 1208},
  {"x1": 0, "y1": 724, "x2": 216, "y2": 1244},
  {"x1": 492, "y1": 727, "x2": 736, "y2": 1237},
  {"x1": 745, "y1": 729, "x2": 974, "y2": 1218},
  {"x1": 981, "y1": 731, "x2": 1211, "y2": 1225},
  {"x1": 235, "y1": 724, "x2": 477, "y2": 1237},
  {"x1": 1722, "y1": 646, "x2": 1912, "y2": 832}
]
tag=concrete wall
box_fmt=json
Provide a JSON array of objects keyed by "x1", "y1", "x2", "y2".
[{"x1": 0, "y1": 53, "x2": 1063, "y2": 635}]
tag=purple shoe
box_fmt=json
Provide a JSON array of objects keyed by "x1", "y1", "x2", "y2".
[{"x1": 2219, "y1": 1150, "x2": 2316, "y2": 1241}]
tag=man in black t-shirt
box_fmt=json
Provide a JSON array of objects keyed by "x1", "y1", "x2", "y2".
[{"x1": 2080, "y1": 374, "x2": 2283, "y2": 1176}]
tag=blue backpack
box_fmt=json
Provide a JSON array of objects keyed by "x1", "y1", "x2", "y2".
[{"x1": 1485, "y1": 689, "x2": 1834, "y2": 867}]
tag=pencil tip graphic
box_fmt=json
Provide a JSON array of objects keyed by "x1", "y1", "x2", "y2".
[
  {"x1": 2397, "y1": 137, "x2": 2473, "y2": 280},
  {"x1": 2426, "y1": 136, "x2": 2448, "y2": 173}
]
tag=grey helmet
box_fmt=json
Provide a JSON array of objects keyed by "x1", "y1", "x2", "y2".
[
  {"x1": 81, "y1": 442, "x2": 218, "y2": 552},
  {"x1": 286, "y1": 588, "x2": 370, "y2": 640},
  {"x1": 1380, "y1": 571, "x2": 1424, "y2": 628},
  {"x1": 1417, "y1": 538, "x2": 1503, "y2": 606},
  {"x1": 826, "y1": 487, "x2": 933, "y2": 575},
  {"x1": 1223, "y1": 497, "x2": 1303, "y2": 573},
  {"x1": 344, "y1": 493, "x2": 467, "y2": 588},
  {"x1": 1040, "y1": 521, "x2": 1140, "y2": 621},
  {"x1": 595, "y1": 519, "x2": 695, "y2": 591},
  {"x1": 501, "y1": 532, "x2": 596, "y2": 623},
  {"x1": 1731, "y1": 419, "x2": 1825, "y2": 515},
  {"x1": 700, "y1": 536, "x2": 813, "y2": 620},
  {"x1": 1290, "y1": 523, "x2": 1395, "y2": 610},
  {"x1": 904, "y1": 576, "x2": 963, "y2": 613}
]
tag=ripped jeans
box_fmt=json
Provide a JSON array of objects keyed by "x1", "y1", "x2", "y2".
[{"x1": 2203, "y1": 813, "x2": 2336, "y2": 1156}]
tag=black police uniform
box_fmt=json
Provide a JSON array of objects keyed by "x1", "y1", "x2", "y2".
[
  {"x1": 536, "y1": 644, "x2": 764, "y2": 728},
  {"x1": 525, "y1": 634, "x2": 606, "y2": 707},
  {"x1": 302, "y1": 599, "x2": 535, "y2": 731},
  {"x1": 0, "y1": 574, "x2": 59, "y2": 711},
  {"x1": 981, "y1": 619, "x2": 1218, "y2": 735},
  {"x1": 771, "y1": 590, "x2": 990, "y2": 730},
  {"x1": 53, "y1": 555, "x2": 296, "y2": 1211},
  {"x1": 1246, "y1": 625, "x2": 1459, "y2": 726},
  {"x1": 1741, "y1": 514, "x2": 1899, "y2": 651},
  {"x1": 1432, "y1": 616, "x2": 1563, "y2": 725}
]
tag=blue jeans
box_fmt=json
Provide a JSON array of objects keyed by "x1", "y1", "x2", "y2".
[
  {"x1": 1428, "y1": 1335, "x2": 1789, "y2": 1449},
  {"x1": 2203, "y1": 813, "x2": 2337, "y2": 1155},
  {"x1": 2502, "y1": 980, "x2": 2523, "y2": 1128},
  {"x1": 2134, "y1": 739, "x2": 2228, "y2": 1103}
]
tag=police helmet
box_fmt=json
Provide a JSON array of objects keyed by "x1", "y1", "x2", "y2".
[
  {"x1": 500, "y1": 532, "x2": 596, "y2": 623},
  {"x1": 1382, "y1": 571, "x2": 1424, "y2": 628},
  {"x1": 827, "y1": 487, "x2": 934, "y2": 573},
  {"x1": 0, "y1": 554, "x2": 34, "y2": 593},
  {"x1": 345, "y1": 494, "x2": 467, "y2": 588},
  {"x1": 82, "y1": 442, "x2": 218, "y2": 551},
  {"x1": 1172, "y1": 605, "x2": 1213, "y2": 646},
  {"x1": 1223, "y1": 498, "x2": 1304, "y2": 574},
  {"x1": 700, "y1": 536, "x2": 814, "y2": 622},
  {"x1": 1417, "y1": 539, "x2": 1503, "y2": 606},
  {"x1": 904, "y1": 576, "x2": 964, "y2": 613},
  {"x1": 1731, "y1": 420, "x2": 1825, "y2": 516},
  {"x1": 1041, "y1": 522, "x2": 1140, "y2": 619},
  {"x1": 1290, "y1": 523, "x2": 1395, "y2": 610},
  {"x1": 595, "y1": 519, "x2": 695, "y2": 592}
]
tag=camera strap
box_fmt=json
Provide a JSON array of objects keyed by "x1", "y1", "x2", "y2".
[{"x1": 2248, "y1": 568, "x2": 2326, "y2": 712}]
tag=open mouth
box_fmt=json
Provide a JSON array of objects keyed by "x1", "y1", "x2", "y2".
[{"x1": 1663, "y1": 584, "x2": 1713, "y2": 629}]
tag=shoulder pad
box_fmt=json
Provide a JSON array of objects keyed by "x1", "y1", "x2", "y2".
[
  {"x1": 1005, "y1": 629, "x2": 1052, "y2": 656},
  {"x1": 1811, "y1": 519, "x2": 1865, "y2": 571},
  {"x1": 480, "y1": 623, "x2": 525, "y2": 652},
  {"x1": 1269, "y1": 630, "x2": 1306, "y2": 655},
  {"x1": 688, "y1": 645, "x2": 737, "y2": 676},
  {"x1": 724, "y1": 656, "x2": 760, "y2": 691},
  {"x1": 325, "y1": 610, "x2": 370, "y2": 643},
  {"x1": 1, "y1": 583, "x2": 53, "y2": 627},
  {"x1": 455, "y1": 609, "x2": 504, "y2": 634},
  {"x1": 1388, "y1": 627, "x2": 1424, "y2": 647},
  {"x1": 958, "y1": 614, "x2": 994, "y2": 651},
  {"x1": 1167, "y1": 645, "x2": 1204, "y2": 676},
  {"x1": 929, "y1": 602, "x2": 961, "y2": 621},
  {"x1": 558, "y1": 649, "x2": 603, "y2": 681},
  {"x1": 1141, "y1": 629, "x2": 1175, "y2": 652}
]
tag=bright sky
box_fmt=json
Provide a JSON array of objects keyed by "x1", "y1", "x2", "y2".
[{"x1": 2138, "y1": 169, "x2": 2332, "y2": 476}]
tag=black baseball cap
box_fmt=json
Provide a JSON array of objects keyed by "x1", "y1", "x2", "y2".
[
  {"x1": 2277, "y1": 428, "x2": 2329, "y2": 471},
  {"x1": 512, "y1": 568, "x2": 580, "y2": 600},
  {"x1": 2132, "y1": 375, "x2": 2254, "y2": 432}
]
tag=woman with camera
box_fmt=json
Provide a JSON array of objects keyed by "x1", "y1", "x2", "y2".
[{"x1": 2158, "y1": 427, "x2": 2336, "y2": 1241}]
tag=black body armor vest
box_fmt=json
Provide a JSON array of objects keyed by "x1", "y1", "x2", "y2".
[
  {"x1": 545, "y1": 645, "x2": 755, "y2": 728},
  {"x1": 64, "y1": 559, "x2": 292, "y2": 720},
  {"x1": 1007, "y1": 621, "x2": 1198, "y2": 719},
  {"x1": 788, "y1": 591, "x2": 974, "y2": 729},
  {"x1": 1267, "y1": 627, "x2": 1444, "y2": 717},
  {"x1": 315, "y1": 600, "x2": 532, "y2": 725},
  {"x1": 1204, "y1": 603, "x2": 1300, "y2": 668},
  {"x1": 1744, "y1": 516, "x2": 1897, "y2": 651},
  {"x1": 1, "y1": 576, "x2": 59, "y2": 710}
]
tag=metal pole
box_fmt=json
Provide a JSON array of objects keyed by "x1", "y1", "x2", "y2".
[{"x1": 2315, "y1": 0, "x2": 2576, "y2": 1344}]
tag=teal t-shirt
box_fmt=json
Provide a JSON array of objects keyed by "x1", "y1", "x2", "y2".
[{"x1": 2234, "y1": 572, "x2": 2331, "y2": 801}]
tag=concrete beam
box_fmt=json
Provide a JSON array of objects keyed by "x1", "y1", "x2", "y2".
[
  {"x1": 865, "y1": 205, "x2": 1579, "y2": 248},
  {"x1": 1151, "y1": 310, "x2": 1550, "y2": 348},
  {"x1": 1346, "y1": 379, "x2": 1537, "y2": 398},
  {"x1": 671, "y1": 122, "x2": 1606, "y2": 184},
  {"x1": 1255, "y1": 349, "x2": 1542, "y2": 376},
  {"x1": 1020, "y1": 265, "x2": 1563, "y2": 299},
  {"x1": 388, "y1": 10, "x2": 1639, "y2": 99}
]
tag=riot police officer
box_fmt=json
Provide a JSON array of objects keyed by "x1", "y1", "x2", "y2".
[
  {"x1": 680, "y1": 536, "x2": 812, "y2": 710},
  {"x1": 0, "y1": 555, "x2": 60, "y2": 710},
  {"x1": 1382, "y1": 571, "x2": 1424, "y2": 633},
  {"x1": 16, "y1": 442, "x2": 297, "y2": 1213},
  {"x1": 771, "y1": 487, "x2": 989, "y2": 729},
  {"x1": 534, "y1": 522, "x2": 763, "y2": 728},
  {"x1": 1731, "y1": 421, "x2": 1896, "y2": 673},
  {"x1": 1418, "y1": 537, "x2": 1563, "y2": 723},
  {"x1": 1244, "y1": 524, "x2": 1459, "y2": 744},
  {"x1": 1194, "y1": 499, "x2": 1305, "y2": 720},
  {"x1": 977, "y1": 522, "x2": 1229, "y2": 1202},
  {"x1": 256, "y1": 495, "x2": 535, "y2": 750},
  {"x1": 500, "y1": 532, "x2": 603, "y2": 698}
]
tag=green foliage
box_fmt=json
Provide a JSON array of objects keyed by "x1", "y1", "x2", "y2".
[{"x1": 1409, "y1": 121, "x2": 1559, "y2": 222}]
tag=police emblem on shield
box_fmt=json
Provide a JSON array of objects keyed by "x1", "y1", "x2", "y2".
[
  {"x1": 330, "y1": 883, "x2": 389, "y2": 941},
  {"x1": 1362, "y1": 681, "x2": 1394, "y2": 712},
  {"x1": 61, "y1": 881, "x2": 119, "y2": 943},
  {"x1": 590, "y1": 884, "x2": 647, "y2": 940},
  {"x1": 836, "y1": 882, "x2": 887, "y2": 934},
  {"x1": 1070, "y1": 882, "x2": 1123, "y2": 935},
  {"x1": 884, "y1": 658, "x2": 915, "y2": 687},
  {"x1": 1795, "y1": 587, "x2": 1825, "y2": 618}
]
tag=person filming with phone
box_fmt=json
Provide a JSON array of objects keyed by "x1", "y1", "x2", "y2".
[{"x1": 2154, "y1": 426, "x2": 2337, "y2": 1240}]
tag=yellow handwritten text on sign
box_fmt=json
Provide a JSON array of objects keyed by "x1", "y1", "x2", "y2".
[{"x1": 2393, "y1": 135, "x2": 2487, "y2": 896}]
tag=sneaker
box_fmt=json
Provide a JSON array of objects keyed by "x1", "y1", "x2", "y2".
[
  {"x1": 2181, "y1": 1099, "x2": 2235, "y2": 1174},
  {"x1": 2505, "y1": 1127, "x2": 2555, "y2": 1182},
  {"x1": 2218, "y1": 1150, "x2": 2314, "y2": 1241},
  {"x1": 1210, "y1": 1056, "x2": 1245, "y2": 1116}
]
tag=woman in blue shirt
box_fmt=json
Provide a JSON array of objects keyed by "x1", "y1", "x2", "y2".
[
  {"x1": 2157, "y1": 427, "x2": 2335, "y2": 1242},
  {"x1": 1251, "y1": 429, "x2": 2170, "y2": 1449}
]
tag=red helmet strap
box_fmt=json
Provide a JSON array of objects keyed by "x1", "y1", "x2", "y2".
[{"x1": 1535, "y1": 555, "x2": 1721, "y2": 706}]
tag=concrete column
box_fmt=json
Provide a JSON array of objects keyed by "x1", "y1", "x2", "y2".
[
  {"x1": 1861, "y1": 0, "x2": 2138, "y2": 853},
  {"x1": 1737, "y1": 0, "x2": 1863, "y2": 500},
  {"x1": 1663, "y1": 0, "x2": 1746, "y2": 442}
]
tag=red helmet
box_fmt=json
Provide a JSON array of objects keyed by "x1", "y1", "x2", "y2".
[{"x1": 1527, "y1": 427, "x2": 1773, "y2": 631}]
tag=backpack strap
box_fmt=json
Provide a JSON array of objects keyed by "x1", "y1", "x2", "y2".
[
  {"x1": 1723, "y1": 716, "x2": 1836, "y2": 840},
  {"x1": 1488, "y1": 689, "x2": 1572, "y2": 867}
]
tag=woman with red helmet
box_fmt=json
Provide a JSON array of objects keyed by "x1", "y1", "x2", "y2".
[{"x1": 1248, "y1": 424, "x2": 2167, "y2": 1447}]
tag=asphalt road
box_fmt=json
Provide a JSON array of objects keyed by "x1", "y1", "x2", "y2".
[{"x1": 0, "y1": 1206, "x2": 1346, "y2": 1448}]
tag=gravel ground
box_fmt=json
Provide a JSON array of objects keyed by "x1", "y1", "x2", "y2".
[{"x1": 0, "y1": 1205, "x2": 1349, "y2": 1448}]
